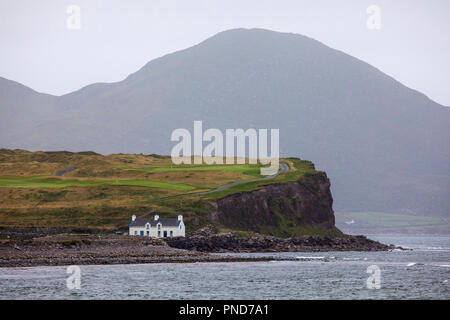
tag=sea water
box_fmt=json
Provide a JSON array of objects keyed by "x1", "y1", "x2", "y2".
[{"x1": 0, "y1": 235, "x2": 448, "y2": 299}]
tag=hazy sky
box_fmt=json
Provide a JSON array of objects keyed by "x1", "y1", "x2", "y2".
[{"x1": 0, "y1": 0, "x2": 449, "y2": 106}]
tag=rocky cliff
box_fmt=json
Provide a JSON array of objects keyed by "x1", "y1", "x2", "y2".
[{"x1": 210, "y1": 171, "x2": 339, "y2": 238}]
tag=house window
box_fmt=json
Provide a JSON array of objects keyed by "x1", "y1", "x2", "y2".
[
  {"x1": 140, "y1": 231, "x2": 144, "y2": 236},
  {"x1": 146, "y1": 224, "x2": 150, "y2": 230},
  {"x1": 134, "y1": 231, "x2": 137, "y2": 235},
  {"x1": 170, "y1": 231, "x2": 173, "y2": 237},
  {"x1": 146, "y1": 231, "x2": 149, "y2": 236},
  {"x1": 157, "y1": 231, "x2": 161, "y2": 237},
  {"x1": 158, "y1": 224, "x2": 161, "y2": 230}
]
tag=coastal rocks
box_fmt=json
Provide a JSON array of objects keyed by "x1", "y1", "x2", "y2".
[
  {"x1": 0, "y1": 230, "x2": 395, "y2": 268},
  {"x1": 165, "y1": 227, "x2": 391, "y2": 253},
  {"x1": 0, "y1": 234, "x2": 281, "y2": 268},
  {"x1": 0, "y1": 227, "x2": 112, "y2": 241}
]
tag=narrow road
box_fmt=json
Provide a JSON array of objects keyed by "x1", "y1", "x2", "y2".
[
  {"x1": 161, "y1": 162, "x2": 289, "y2": 199},
  {"x1": 138, "y1": 163, "x2": 290, "y2": 218},
  {"x1": 55, "y1": 166, "x2": 76, "y2": 176},
  {"x1": 199, "y1": 162, "x2": 289, "y2": 195}
]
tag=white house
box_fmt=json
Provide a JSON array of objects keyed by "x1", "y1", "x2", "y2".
[{"x1": 129, "y1": 214, "x2": 185, "y2": 238}]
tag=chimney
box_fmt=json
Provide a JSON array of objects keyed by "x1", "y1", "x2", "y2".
[
  {"x1": 154, "y1": 214, "x2": 159, "y2": 221},
  {"x1": 178, "y1": 215, "x2": 183, "y2": 222},
  {"x1": 131, "y1": 215, "x2": 136, "y2": 222}
]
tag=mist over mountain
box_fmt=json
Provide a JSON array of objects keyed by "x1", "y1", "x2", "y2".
[{"x1": 1, "y1": 28, "x2": 449, "y2": 216}]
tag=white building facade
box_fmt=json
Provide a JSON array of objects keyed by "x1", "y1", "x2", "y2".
[{"x1": 129, "y1": 214, "x2": 185, "y2": 238}]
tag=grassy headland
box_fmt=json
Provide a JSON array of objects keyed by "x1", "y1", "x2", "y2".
[{"x1": 0, "y1": 149, "x2": 330, "y2": 236}]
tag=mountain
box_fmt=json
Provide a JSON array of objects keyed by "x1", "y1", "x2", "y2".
[
  {"x1": 0, "y1": 77, "x2": 57, "y2": 135},
  {"x1": 0, "y1": 28, "x2": 449, "y2": 216}
]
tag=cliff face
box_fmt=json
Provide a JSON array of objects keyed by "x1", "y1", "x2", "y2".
[{"x1": 212, "y1": 172, "x2": 337, "y2": 237}]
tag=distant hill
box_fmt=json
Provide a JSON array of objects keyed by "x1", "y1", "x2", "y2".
[{"x1": 1, "y1": 28, "x2": 449, "y2": 217}]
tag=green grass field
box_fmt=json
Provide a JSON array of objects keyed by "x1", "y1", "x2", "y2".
[
  {"x1": 0, "y1": 160, "x2": 313, "y2": 195},
  {"x1": 0, "y1": 150, "x2": 325, "y2": 232},
  {"x1": 205, "y1": 158, "x2": 318, "y2": 199},
  {"x1": 0, "y1": 176, "x2": 197, "y2": 191},
  {"x1": 122, "y1": 164, "x2": 263, "y2": 177}
]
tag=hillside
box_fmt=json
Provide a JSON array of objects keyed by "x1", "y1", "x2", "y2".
[
  {"x1": 0, "y1": 28, "x2": 449, "y2": 217},
  {"x1": 0, "y1": 149, "x2": 339, "y2": 237}
]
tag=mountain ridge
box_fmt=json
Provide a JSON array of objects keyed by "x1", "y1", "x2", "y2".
[
  {"x1": 1, "y1": 28, "x2": 449, "y2": 217},
  {"x1": 2, "y1": 28, "x2": 449, "y2": 107}
]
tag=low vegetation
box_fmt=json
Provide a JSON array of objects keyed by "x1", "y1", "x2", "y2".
[
  {"x1": 122, "y1": 164, "x2": 263, "y2": 178},
  {"x1": 0, "y1": 149, "x2": 331, "y2": 237},
  {"x1": 0, "y1": 176, "x2": 197, "y2": 191}
]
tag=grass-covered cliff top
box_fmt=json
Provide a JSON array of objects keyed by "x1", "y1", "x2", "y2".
[
  {"x1": 204, "y1": 157, "x2": 320, "y2": 199},
  {"x1": 0, "y1": 149, "x2": 323, "y2": 233}
]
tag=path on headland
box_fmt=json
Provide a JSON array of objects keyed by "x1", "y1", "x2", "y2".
[
  {"x1": 198, "y1": 162, "x2": 289, "y2": 195},
  {"x1": 141, "y1": 163, "x2": 290, "y2": 213},
  {"x1": 55, "y1": 166, "x2": 76, "y2": 176}
]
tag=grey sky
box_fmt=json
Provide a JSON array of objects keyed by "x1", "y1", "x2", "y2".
[{"x1": 0, "y1": 0, "x2": 449, "y2": 106}]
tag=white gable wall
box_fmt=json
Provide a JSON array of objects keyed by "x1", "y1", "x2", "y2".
[{"x1": 129, "y1": 221, "x2": 185, "y2": 238}]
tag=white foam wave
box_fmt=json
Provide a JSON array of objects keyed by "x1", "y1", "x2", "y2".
[{"x1": 296, "y1": 256, "x2": 325, "y2": 260}]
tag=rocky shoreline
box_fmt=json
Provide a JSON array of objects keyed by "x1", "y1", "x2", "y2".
[
  {"x1": 165, "y1": 225, "x2": 394, "y2": 253},
  {"x1": 0, "y1": 234, "x2": 282, "y2": 268},
  {"x1": 0, "y1": 226, "x2": 396, "y2": 268}
]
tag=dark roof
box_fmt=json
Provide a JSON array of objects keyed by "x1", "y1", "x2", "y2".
[{"x1": 130, "y1": 217, "x2": 180, "y2": 227}]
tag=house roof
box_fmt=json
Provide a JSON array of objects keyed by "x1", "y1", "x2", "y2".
[{"x1": 130, "y1": 217, "x2": 180, "y2": 227}]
